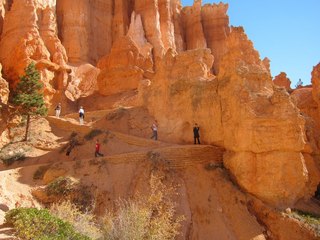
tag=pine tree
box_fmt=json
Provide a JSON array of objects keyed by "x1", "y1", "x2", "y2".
[{"x1": 11, "y1": 62, "x2": 47, "y2": 141}]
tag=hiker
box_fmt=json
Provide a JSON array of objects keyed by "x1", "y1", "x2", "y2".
[
  {"x1": 150, "y1": 120, "x2": 158, "y2": 140},
  {"x1": 79, "y1": 106, "x2": 85, "y2": 125},
  {"x1": 193, "y1": 123, "x2": 200, "y2": 144},
  {"x1": 95, "y1": 139, "x2": 104, "y2": 157},
  {"x1": 55, "y1": 103, "x2": 61, "y2": 118}
]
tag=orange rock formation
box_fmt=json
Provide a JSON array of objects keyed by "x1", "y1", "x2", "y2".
[
  {"x1": 273, "y1": 72, "x2": 292, "y2": 91},
  {"x1": 0, "y1": 1, "x2": 319, "y2": 236}
]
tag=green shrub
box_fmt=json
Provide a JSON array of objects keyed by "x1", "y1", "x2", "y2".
[
  {"x1": 84, "y1": 129, "x2": 103, "y2": 141},
  {"x1": 1, "y1": 152, "x2": 26, "y2": 166},
  {"x1": 5, "y1": 208, "x2": 90, "y2": 240},
  {"x1": 46, "y1": 176, "x2": 76, "y2": 196}
]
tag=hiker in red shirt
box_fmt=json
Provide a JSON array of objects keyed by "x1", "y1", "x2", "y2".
[{"x1": 95, "y1": 139, "x2": 104, "y2": 157}]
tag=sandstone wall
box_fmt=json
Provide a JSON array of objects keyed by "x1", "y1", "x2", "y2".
[
  {"x1": 0, "y1": 63, "x2": 10, "y2": 148},
  {"x1": 0, "y1": 0, "x2": 6, "y2": 36},
  {"x1": 138, "y1": 48, "x2": 223, "y2": 145},
  {"x1": 181, "y1": 0, "x2": 207, "y2": 50},
  {"x1": 134, "y1": 0, "x2": 165, "y2": 58},
  {"x1": 0, "y1": 0, "x2": 68, "y2": 104},
  {"x1": 217, "y1": 27, "x2": 311, "y2": 206},
  {"x1": 138, "y1": 26, "x2": 317, "y2": 207},
  {"x1": 201, "y1": 2, "x2": 229, "y2": 74},
  {"x1": 56, "y1": 0, "x2": 90, "y2": 64},
  {"x1": 97, "y1": 12, "x2": 153, "y2": 96},
  {"x1": 0, "y1": 64, "x2": 8, "y2": 105},
  {"x1": 0, "y1": 0, "x2": 233, "y2": 99}
]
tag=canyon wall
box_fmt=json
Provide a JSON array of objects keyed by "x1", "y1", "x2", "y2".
[
  {"x1": 139, "y1": 26, "x2": 318, "y2": 206},
  {"x1": 0, "y1": 0, "x2": 318, "y2": 208},
  {"x1": 217, "y1": 27, "x2": 316, "y2": 206}
]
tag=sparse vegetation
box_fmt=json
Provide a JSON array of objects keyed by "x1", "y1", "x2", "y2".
[
  {"x1": 46, "y1": 176, "x2": 77, "y2": 196},
  {"x1": 102, "y1": 174, "x2": 184, "y2": 240},
  {"x1": 43, "y1": 177, "x2": 94, "y2": 212},
  {"x1": 5, "y1": 174, "x2": 184, "y2": 240},
  {"x1": 0, "y1": 142, "x2": 34, "y2": 166},
  {"x1": 84, "y1": 129, "x2": 103, "y2": 140},
  {"x1": 5, "y1": 208, "x2": 90, "y2": 240},
  {"x1": 50, "y1": 201, "x2": 102, "y2": 239},
  {"x1": 2, "y1": 152, "x2": 26, "y2": 166}
]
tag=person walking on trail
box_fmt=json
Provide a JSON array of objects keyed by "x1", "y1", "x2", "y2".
[
  {"x1": 150, "y1": 120, "x2": 158, "y2": 140},
  {"x1": 95, "y1": 139, "x2": 104, "y2": 157},
  {"x1": 193, "y1": 123, "x2": 200, "y2": 144},
  {"x1": 79, "y1": 106, "x2": 85, "y2": 125},
  {"x1": 55, "y1": 103, "x2": 61, "y2": 118}
]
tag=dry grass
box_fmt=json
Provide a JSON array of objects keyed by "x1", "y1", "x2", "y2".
[
  {"x1": 102, "y1": 173, "x2": 184, "y2": 240},
  {"x1": 50, "y1": 201, "x2": 102, "y2": 239}
]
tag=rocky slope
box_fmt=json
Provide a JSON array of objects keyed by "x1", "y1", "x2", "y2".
[{"x1": 0, "y1": 0, "x2": 320, "y2": 238}]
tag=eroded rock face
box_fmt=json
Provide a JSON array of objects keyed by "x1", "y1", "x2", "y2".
[
  {"x1": 291, "y1": 88, "x2": 319, "y2": 153},
  {"x1": 97, "y1": 12, "x2": 153, "y2": 96},
  {"x1": 0, "y1": 0, "x2": 49, "y2": 86},
  {"x1": 0, "y1": 0, "x2": 67, "y2": 103},
  {"x1": 138, "y1": 48, "x2": 223, "y2": 145},
  {"x1": 112, "y1": 0, "x2": 131, "y2": 41},
  {"x1": 171, "y1": 0, "x2": 185, "y2": 52},
  {"x1": 0, "y1": 0, "x2": 5, "y2": 36},
  {"x1": 0, "y1": 0, "x2": 234, "y2": 102},
  {"x1": 182, "y1": 0, "x2": 207, "y2": 50},
  {"x1": 137, "y1": 26, "x2": 318, "y2": 207},
  {"x1": 134, "y1": 0, "x2": 165, "y2": 58},
  {"x1": 273, "y1": 72, "x2": 292, "y2": 91},
  {"x1": 201, "y1": 2, "x2": 229, "y2": 74},
  {"x1": 39, "y1": 6, "x2": 67, "y2": 66},
  {"x1": 65, "y1": 64, "x2": 100, "y2": 101},
  {"x1": 0, "y1": 64, "x2": 10, "y2": 148},
  {"x1": 0, "y1": 64, "x2": 9, "y2": 105},
  {"x1": 218, "y1": 27, "x2": 309, "y2": 206},
  {"x1": 56, "y1": 0, "x2": 90, "y2": 64},
  {"x1": 158, "y1": 0, "x2": 176, "y2": 52},
  {"x1": 0, "y1": 0, "x2": 318, "y2": 209}
]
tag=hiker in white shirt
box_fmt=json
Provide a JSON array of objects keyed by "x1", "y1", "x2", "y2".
[
  {"x1": 55, "y1": 103, "x2": 61, "y2": 118},
  {"x1": 79, "y1": 106, "x2": 85, "y2": 125}
]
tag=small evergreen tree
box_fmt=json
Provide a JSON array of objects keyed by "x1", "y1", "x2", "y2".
[{"x1": 11, "y1": 62, "x2": 47, "y2": 141}]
